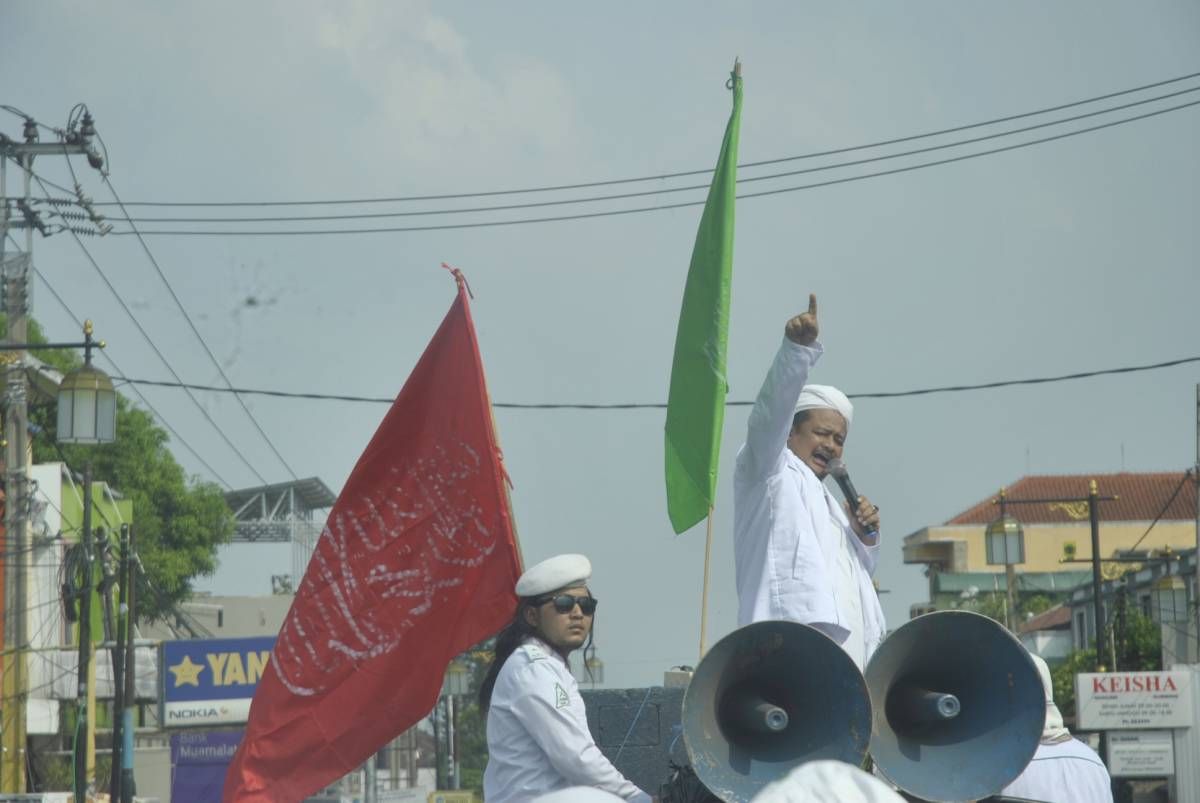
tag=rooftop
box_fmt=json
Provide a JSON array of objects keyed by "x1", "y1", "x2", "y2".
[{"x1": 946, "y1": 471, "x2": 1196, "y2": 525}]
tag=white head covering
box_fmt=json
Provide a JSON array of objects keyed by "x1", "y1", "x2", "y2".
[
  {"x1": 752, "y1": 760, "x2": 904, "y2": 803},
  {"x1": 532, "y1": 788, "x2": 624, "y2": 803},
  {"x1": 1029, "y1": 653, "x2": 1071, "y2": 743},
  {"x1": 515, "y1": 553, "x2": 592, "y2": 598},
  {"x1": 795, "y1": 384, "x2": 853, "y2": 430}
]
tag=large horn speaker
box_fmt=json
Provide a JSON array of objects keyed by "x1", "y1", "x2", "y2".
[
  {"x1": 682, "y1": 620, "x2": 872, "y2": 802},
  {"x1": 866, "y1": 611, "x2": 1044, "y2": 803}
]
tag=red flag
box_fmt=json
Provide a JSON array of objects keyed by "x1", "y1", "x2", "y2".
[{"x1": 224, "y1": 271, "x2": 522, "y2": 802}]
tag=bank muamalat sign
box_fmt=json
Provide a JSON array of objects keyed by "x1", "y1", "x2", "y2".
[{"x1": 1076, "y1": 670, "x2": 1193, "y2": 730}]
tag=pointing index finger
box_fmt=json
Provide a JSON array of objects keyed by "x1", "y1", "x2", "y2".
[{"x1": 808, "y1": 293, "x2": 818, "y2": 317}]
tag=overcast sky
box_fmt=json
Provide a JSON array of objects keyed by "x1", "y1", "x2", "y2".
[{"x1": 4, "y1": 1, "x2": 1198, "y2": 689}]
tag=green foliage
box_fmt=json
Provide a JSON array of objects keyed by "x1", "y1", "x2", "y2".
[
  {"x1": 1050, "y1": 606, "x2": 1162, "y2": 720},
  {"x1": 956, "y1": 592, "x2": 1009, "y2": 624},
  {"x1": 2, "y1": 315, "x2": 234, "y2": 622},
  {"x1": 1020, "y1": 594, "x2": 1054, "y2": 618},
  {"x1": 1051, "y1": 648, "x2": 1097, "y2": 721}
]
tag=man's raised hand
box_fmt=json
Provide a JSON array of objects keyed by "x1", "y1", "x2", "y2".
[{"x1": 784, "y1": 294, "x2": 819, "y2": 346}]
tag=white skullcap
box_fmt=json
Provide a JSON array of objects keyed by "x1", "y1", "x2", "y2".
[
  {"x1": 532, "y1": 787, "x2": 624, "y2": 803},
  {"x1": 794, "y1": 384, "x2": 853, "y2": 429},
  {"x1": 1029, "y1": 653, "x2": 1070, "y2": 742},
  {"x1": 752, "y1": 761, "x2": 904, "y2": 803},
  {"x1": 515, "y1": 554, "x2": 592, "y2": 598}
]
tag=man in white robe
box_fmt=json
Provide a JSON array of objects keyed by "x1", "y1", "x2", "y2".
[
  {"x1": 733, "y1": 294, "x2": 886, "y2": 669},
  {"x1": 1000, "y1": 653, "x2": 1114, "y2": 803}
]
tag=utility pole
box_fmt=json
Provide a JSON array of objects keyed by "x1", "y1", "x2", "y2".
[{"x1": 1, "y1": 112, "x2": 105, "y2": 794}]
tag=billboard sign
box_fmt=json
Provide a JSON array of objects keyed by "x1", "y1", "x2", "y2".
[
  {"x1": 161, "y1": 636, "x2": 275, "y2": 727},
  {"x1": 1076, "y1": 670, "x2": 1193, "y2": 730}
]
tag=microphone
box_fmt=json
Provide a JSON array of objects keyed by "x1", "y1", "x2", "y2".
[{"x1": 826, "y1": 458, "x2": 878, "y2": 539}]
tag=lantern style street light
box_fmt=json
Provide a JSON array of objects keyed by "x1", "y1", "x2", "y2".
[
  {"x1": 55, "y1": 321, "x2": 116, "y2": 444},
  {"x1": 0, "y1": 320, "x2": 116, "y2": 800}
]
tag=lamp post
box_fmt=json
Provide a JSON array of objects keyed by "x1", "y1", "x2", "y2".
[
  {"x1": 12, "y1": 320, "x2": 116, "y2": 800},
  {"x1": 442, "y1": 658, "x2": 471, "y2": 790},
  {"x1": 987, "y1": 489, "x2": 1025, "y2": 631},
  {"x1": 994, "y1": 481, "x2": 1117, "y2": 668},
  {"x1": 57, "y1": 324, "x2": 116, "y2": 801}
]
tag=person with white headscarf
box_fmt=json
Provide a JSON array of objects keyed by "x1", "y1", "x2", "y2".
[
  {"x1": 1000, "y1": 653, "x2": 1114, "y2": 803},
  {"x1": 480, "y1": 554, "x2": 654, "y2": 803},
  {"x1": 733, "y1": 294, "x2": 886, "y2": 669}
]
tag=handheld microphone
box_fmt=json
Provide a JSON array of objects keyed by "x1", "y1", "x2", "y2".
[{"x1": 826, "y1": 458, "x2": 878, "y2": 539}]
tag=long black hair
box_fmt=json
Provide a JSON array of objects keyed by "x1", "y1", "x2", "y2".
[{"x1": 478, "y1": 597, "x2": 597, "y2": 713}]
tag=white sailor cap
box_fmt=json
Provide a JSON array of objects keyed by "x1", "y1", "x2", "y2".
[{"x1": 515, "y1": 553, "x2": 592, "y2": 598}]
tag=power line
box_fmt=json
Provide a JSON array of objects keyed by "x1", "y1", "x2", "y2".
[
  {"x1": 77, "y1": 69, "x2": 1200, "y2": 208},
  {"x1": 108, "y1": 98, "x2": 1200, "y2": 237},
  {"x1": 1128, "y1": 469, "x2": 1197, "y2": 553},
  {"x1": 29, "y1": 174, "x2": 269, "y2": 486},
  {"x1": 100, "y1": 174, "x2": 300, "y2": 482},
  {"x1": 7, "y1": 228, "x2": 233, "y2": 487},
  {"x1": 108, "y1": 84, "x2": 1200, "y2": 225},
  {"x1": 27, "y1": 262, "x2": 235, "y2": 490},
  {"x1": 109, "y1": 354, "x2": 1200, "y2": 409}
]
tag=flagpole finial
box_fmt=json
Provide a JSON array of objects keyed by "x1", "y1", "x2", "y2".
[
  {"x1": 728, "y1": 59, "x2": 742, "y2": 90},
  {"x1": 441, "y1": 262, "x2": 474, "y2": 298}
]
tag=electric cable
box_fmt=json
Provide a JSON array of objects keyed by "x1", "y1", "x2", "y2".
[
  {"x1": 109, "y1": 354, "x2": 1200, "y2": 408},
  {"x1": 109, "y1": 97, "x2": 1200, "y2": 236},
  {"x1": 25, "y1": 256, "x2": 235, "y2": 489},
  {"x1": 31, "y1": 173, "x2": 270, "y2": 485},
  {"x1": 111, "y1": 84, "x2": 1200, "y2": 225},
  {"x1": 1128, "y1": 469, "x2": 1197, "y2": 553},
  {"x1": 61, "y1": 69, "x2": 1200, "y2": 208},
  {"x1": 101, "y1": 173, "x2": 300, "y2": 481}
]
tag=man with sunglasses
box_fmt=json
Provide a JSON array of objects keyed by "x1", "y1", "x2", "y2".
[
  {"x1": 480, "y1": 554, "x2": 654, "y2": 803},
  {"x1": 733, "y1": 294, "x2": 887, "y2": 670}
]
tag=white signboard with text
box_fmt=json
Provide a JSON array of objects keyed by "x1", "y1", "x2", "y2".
[
  {"x1": 1107, "y1": 730, "x2": 1175, "y2": 777},
  {"x1": 1076, "y1": 671, "x2": 1193, "y2": 730}
]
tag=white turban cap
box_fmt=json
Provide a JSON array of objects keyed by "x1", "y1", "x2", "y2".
[
  {"x1": 752, "y1": 760, "x2": 905, "y2": 803},
  {"x1": 515, "y1": 554, "x2": 592, "y2": 598},
  {"x1": 795, "y1": 384, "x2": 853, "y2": 429},
  {"x1": 1029, "y1": 653, "x2": 1070, "y2": 742}
]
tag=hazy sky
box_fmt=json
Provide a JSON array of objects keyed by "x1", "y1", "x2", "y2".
[{"x1": 4, "y1": 1, "x2": 1198, "y2": 688}]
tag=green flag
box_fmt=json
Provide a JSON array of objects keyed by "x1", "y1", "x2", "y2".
[{"x1": 664, "y1": 64, "x2": 743, "y2": 534}]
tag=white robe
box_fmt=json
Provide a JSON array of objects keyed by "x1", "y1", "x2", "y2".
[
  {"x1": 733, "y1": 338, "x2": 886, "y2": 668},
  {"x1": 1000, "y1": 738, "x2": 1114, "y2": 803},
  {"x1": 482, "y1": 639, "x2": 651, "y2": 803}
]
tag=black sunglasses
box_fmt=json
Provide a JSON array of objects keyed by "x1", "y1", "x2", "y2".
[{"x1": 536, "y1": 593, "x2": 598, "y2": 616}]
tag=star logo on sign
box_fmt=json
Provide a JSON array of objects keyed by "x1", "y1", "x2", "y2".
[{"x1": 169, "y1": 655, "x2": 205, "y2": 687}]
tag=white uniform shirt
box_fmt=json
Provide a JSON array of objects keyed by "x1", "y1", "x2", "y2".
[
  {"x1": 733, "y1": 338, "x2": 886, "y2": 669},
  {"x1": 482, "y1": 639, "x2": 652, "y2": 803},
  {"x1": 1000, "y1": 738, "x2": 1114, "y2": 803}
]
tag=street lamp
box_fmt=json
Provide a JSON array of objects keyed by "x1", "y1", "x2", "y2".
[
  {"x1": 1152, "y1": 576, "x2": 1189, "y2": 624},
  {"x1": 56, "y1": 321, "x2": 116, "y2": 443},
  {"x1": 987, "y1": 491, "x2": 1026, "y2": 631},
  {"x1": 58, "y1": 324, "x2": 115, "y2": 803}
]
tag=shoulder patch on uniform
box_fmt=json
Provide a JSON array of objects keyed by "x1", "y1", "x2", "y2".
[
  {"x1": 523, "y1": 643, "x2": 548, "y2": 661},
  {"x1": 554, "y1": 682, "x2": 570, "y2": 709}
]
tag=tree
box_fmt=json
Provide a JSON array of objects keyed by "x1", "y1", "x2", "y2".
[
  {"x1": 4, "y1": 316, "x2": 234, "y2": 621},
  {"x1": 1050, "y1": 606, "x2": 1162, "y2": 721}
]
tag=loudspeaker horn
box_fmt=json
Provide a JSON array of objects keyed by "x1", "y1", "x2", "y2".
[
  {"x1": 682, "y1": 620, "x2": 872, "y2": 803},
  {"x1": 865, "y1": 611, "x2": 1044, "y2": 803}
]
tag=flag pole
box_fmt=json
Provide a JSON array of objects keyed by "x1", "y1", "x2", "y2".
[{"x1": 699, "y1": 506, "x2": 715, "y2": 659}]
